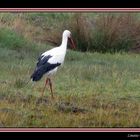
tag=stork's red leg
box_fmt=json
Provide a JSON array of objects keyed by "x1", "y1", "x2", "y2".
[
  {"x1": 42, "y1": 78, "x2": 49, "y2": 96},
  {"x1": 48, "y1": 78, "x2": 54, "y2": 99}
]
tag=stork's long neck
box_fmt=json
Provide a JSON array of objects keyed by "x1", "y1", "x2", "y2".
[{"x1": 60, "y1": 35, "x2": 68, "y2": 52}]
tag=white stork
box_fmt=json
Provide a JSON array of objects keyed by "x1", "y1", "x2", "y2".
[{"x1": 31, "y1": 30, "x2": 76, "y2": 98}]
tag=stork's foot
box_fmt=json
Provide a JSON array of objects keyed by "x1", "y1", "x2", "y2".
[
  {"x1": 40, "y1": 92, "x2": 55, "y2": 99},
  {"x1": 49, "y1": 92, "x2": 55, "y2": 100}
]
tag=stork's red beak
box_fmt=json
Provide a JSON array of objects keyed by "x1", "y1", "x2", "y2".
[{"x1": 68, "y1": 37, "x2": 76, "y2": 49}]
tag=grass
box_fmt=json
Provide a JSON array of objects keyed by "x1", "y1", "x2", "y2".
[
  {"x1": 0, "y1": 46, "x2": 140, "y2": 127},
  {"x1": 0, "y1": 13, "x2": 140, "y2": 127}
]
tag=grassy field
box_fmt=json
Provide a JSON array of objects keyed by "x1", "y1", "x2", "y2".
[
  {"x1": 0, "y1": 46, "x2": 140, "y2": 127},
  {"x1": 0, "y1": 13, "x2": 140, "y2": 127}
]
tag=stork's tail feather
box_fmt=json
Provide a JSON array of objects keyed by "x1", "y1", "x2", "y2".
[
  {"x1": 30, "y1": 69, "x2": 44, "y2": 81},
  {"x1": 31, "y1": 62, "x2": 61, "y2": 82}
]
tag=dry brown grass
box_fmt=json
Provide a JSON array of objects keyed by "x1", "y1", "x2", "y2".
[
  {"x1": 12, "y1": 18, "x2": 45, "y2": 43},
  {"x1": 90, "y1": 14, "x2": 140, "y2": 52}
]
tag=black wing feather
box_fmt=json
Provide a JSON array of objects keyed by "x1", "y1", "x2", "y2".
[
  {"x1": 37, "y1": 55, "x2": 52, "y2": 67},
  {"x1": 31, "y1": 55, "x2": 61, "y2": 81}
]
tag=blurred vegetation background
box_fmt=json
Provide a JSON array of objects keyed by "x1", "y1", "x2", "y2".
[{"x1": 0, "y1": 13, "x2": 140, "y2": 53}]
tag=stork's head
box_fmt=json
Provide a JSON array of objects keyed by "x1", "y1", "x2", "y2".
[
  {"x1": 63, "y1": 30, "x2": 71, "y2": 38},
  {"x1": 63, "y1": 30, "x2": 76, "y2": 49}
]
